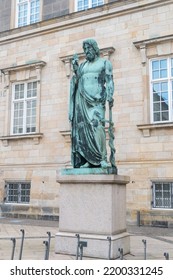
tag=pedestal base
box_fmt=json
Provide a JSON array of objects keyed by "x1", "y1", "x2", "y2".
[
  {"x1": 55, "y1": 171, "x2": 130, "y2": 259},
  {"x1": 55, "y1": 232, "x2": 130, "y2": 259}
]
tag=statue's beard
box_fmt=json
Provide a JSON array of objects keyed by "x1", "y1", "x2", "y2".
[{"x1": 86, "y1": 52, "x2": 95, "y2": 62}]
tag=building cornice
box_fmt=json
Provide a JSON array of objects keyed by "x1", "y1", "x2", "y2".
[
  {"x1": 133, "y1": 34, "x2": 173, "y2": 49},
  {"x1": 0, "y1": 0, "x2": 172, "y2": 45},
  {"x1": 0, "y1": 60, "x2": 46, "y2": 74},
  {"x1": 0, "y1": 133, "x2": 43, "y2": 146},
  {"x1": 133, "y1": 34, "x2": 173, "y2": 64}
]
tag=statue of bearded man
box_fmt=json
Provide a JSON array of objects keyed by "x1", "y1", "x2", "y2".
[{"x1": 69, "y1": 39, "x2": 115, "y2": 169}]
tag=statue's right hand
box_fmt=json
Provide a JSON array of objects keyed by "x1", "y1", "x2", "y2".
[
  {"x1": 72, "y1": 53, "x2": 79, "y2": 65},
  {"x1": 73, "y1": 64, "x2": 78, "y2": 72}
]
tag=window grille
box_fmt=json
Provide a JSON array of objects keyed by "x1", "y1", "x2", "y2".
[
  {"x1": 5, "y1": 182, "x2": 31, "y2": 204},
  {"x1": 152, "y1": 182, "x2": 173, "y2": 209}
]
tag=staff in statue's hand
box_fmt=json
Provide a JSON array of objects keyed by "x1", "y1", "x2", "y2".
[{"x1": 72, "y1": 53, "x2": 79, "y2": 75}]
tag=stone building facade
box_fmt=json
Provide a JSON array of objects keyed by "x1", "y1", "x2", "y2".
[{"x1": 0, "y1": 0, "x2": 173, "y2": 226}]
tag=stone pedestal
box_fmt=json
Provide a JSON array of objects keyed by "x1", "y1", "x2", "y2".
[{"x1": 55, "y1": 170, "x2": 130, "y2": 259}]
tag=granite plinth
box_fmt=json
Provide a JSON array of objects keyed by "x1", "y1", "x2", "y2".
[
  {"x1": 55, "y1": 232, "x2": 130, "y2": 259},
  {"x1": 55, "y1": 172, "x2": 130, "y2": 259}
]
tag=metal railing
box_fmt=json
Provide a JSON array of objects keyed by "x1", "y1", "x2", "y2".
[
  {"x1": 0, "y1": 230, "x2": 172, "y2": 260},
  {"x1": 0, "y1": 228, "x2": 54, "y2": 260}
]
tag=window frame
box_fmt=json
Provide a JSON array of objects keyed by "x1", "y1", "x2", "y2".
[
  {"x1": 134, "y1": 35, "x2": 173, "y2": 136},
  {"x1": 75, "y1": 0, "x2": 104, "y2": 11},
  {"x1": 150, "y1": 57, "x2": 173, "y2": 124},
  {"x1": 11, "y1": 80, "x2": 38, "y2": 135},
  {"x1": 5, "y1": 181, "x2": 31, "y2": 204},
  {"x1": 16, "y1": 0, "x2": 41, "y2": 27},
  {"x1": 152, "y1": 182, "x2": 173, "y2": 209},
  {"x1": 0, "y1": 61, "x2": 46, "y2": 146}
]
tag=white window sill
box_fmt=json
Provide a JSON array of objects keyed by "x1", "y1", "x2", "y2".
[
  {"x1": 137, "y1": 122, "x2": 173, "y2": 137},
  {"x1": 4, "y1": 202, "x2": 30, "y2": 205},
  {"x1": 0, "y1": 133, "x2": 43, "y2": 146},
  {"x1": 151, "y1": 208, "x2": 173, "y2": 211}
]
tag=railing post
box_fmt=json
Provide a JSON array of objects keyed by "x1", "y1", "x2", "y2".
[
  {"x1": 19, "y1": 229, "x2": 25, "y2": 260},
  {"x1": 43, "y1": 241, "x2": 49, "y2": 260},
  {"x1": 164, "y1": 252, "x2": 169, "y2": 260},
  {"x1": 79, "y1": 241, "x2": 87, "y2": 260},
  {"x1": 76, "y1": 234, "x2": 80, "y2": 260},
  {"x1": 11, "y1": 238, "x2": 16, "y2": 260},
  {"x1": 46, "y1": 232, "x2": 51, "y2": 260},
  {"x1": 118, "y1": 248, "x2": 123, "y2": 260},
  {"x1": 142, "y1": 239, "x2": 147, "y2": 260}
]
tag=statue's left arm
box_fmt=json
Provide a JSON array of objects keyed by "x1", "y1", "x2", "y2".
[{"x1": 105, "y1": 60, "x2": 114, "y2": 105}]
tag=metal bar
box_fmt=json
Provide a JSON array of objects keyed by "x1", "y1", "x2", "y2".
[
  {"x1": 43, "y1": 241, "x2": 49, "y2": 260},
  {"x1": 79, "y1": 244, "x2": 83, "y2": 260},
  {"x1": 46, "y1": 231, "x2": 51, "y2": 260},
  {"x1": 79, "y1": 241, "x2": 87, "y2": 260},
  {"x1": 107, "y1": 237, "x2": 111, "y2": 260},
  {"x1": 142, "y1": 239, "x2": 147, "y2": 260},
  {"x1": 76, "y1": 234, "x2": 80, "y2": 260},
  {"x1": 137, "y1": 211, "x2": 140, "y2": 227},
  {"x1": 19, "y1": 229, "x2": 25, "y2": 260},
  {"x1": 11, "y1": 238, "x2": 16, "y2": 260},
  {"x1": 118, "y1": 248, "x2": 123, "y2": 260},
  {"x1": 164, "y1": 252, "x2": 169, "y2": 260}
]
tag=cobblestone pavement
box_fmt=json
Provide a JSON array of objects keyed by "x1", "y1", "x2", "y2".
[{"x1": 0, "y1": 217, "x2": 173, "y2": 260}]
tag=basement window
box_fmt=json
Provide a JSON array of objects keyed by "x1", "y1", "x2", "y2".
[
  {"x1": 152, "y1": 182, "x2": 173, "y2": 209},
  {"x1": 5, "y1": 182, "x2": 31, "y2": 204}
]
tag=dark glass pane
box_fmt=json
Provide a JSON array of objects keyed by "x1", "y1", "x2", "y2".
[
  {"x1": 161, "y1": 111, "x2": 169, "y2": 121},
  {"x1": 153, "y1": 103, "x2": 160, "y2": 111},
  {"x1": 161, "y1": 102, "x2": 168, "y2": 110},
  {"x1": 153, "y1": 92, "x2": 160, "y2": 102},
  {"x1": 154, "y1": 112, "x2": 160, "y2": 122}
]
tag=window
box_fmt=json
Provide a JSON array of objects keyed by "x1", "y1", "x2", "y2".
[
  {"x1": 0, "y1": 61, "x2": 45, "y2": 146},
  {"x1": 11, "y1": 81, "x2": 37, "y2": 135},
  {"x1": 152, "y1": 182, "x2": 173, "y2": 209},
  {"x1": 16, "y1": 0, "x2": 40, "y2": 27},
  {"x1": 150, "y1": 57, "x2": 173, "y2": 123},
  {"x1": 5, "y1": 182, "x2": 31, "y2": 204},
  {"x1": 76, "y1": 0, "x2": 104, "y2": 11}
]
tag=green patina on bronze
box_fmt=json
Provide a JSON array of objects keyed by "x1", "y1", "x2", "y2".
[{"x1": 69, "y1": 39, "x2": 117, "y2": 173}]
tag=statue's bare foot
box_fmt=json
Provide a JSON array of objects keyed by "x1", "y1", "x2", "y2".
[
  {"x1": 100, "y1": 161, "x2": 109, "y2": 169},
  {"x1": 80, "y1": 162, "x2": 91, "y2": 168}
]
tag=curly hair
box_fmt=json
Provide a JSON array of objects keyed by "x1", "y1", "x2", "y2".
[{"x1": 83, "y1": 39, "x2": 100, "y2": 57}]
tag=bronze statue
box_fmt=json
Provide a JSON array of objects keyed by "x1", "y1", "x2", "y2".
[{"x1": 69, "y1": 39, "x2": 116, "y2": 169}]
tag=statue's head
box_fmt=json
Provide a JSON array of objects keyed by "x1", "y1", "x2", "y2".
[{"x1": 83, "y1": 39, "x2": 100, "y2": 61}]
